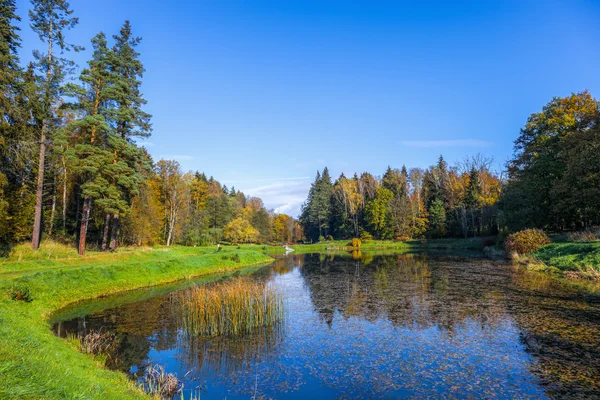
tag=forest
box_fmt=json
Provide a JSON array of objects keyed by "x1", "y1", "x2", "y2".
[
  {"x1": 0, "y1": 0, "x2": 300, "y2": 255},
  {"x1": 300, "y1": 91, "x2": 600, "y2": 243},
  {"x1": 2, "y1": 0, "x2": 600, "y2": 254}
]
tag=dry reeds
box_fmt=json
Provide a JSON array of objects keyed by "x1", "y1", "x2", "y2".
[
  {"x1": 177, "y1": 277, "x2": 283, "y2": 337},
  {"x1": 138, "y1": 364, "x2": 182, "y2": 399}
]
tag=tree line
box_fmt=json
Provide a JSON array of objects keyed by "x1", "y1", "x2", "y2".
[
  {"x1": 0, "y1": 0, "x2": 299, "y2": 254},
  {"x1": 300, "y1": 156, "x2": 502, "y2": 242},
  {"x1": 301, "y1": 91, "x2": 600, "y2": 242}
]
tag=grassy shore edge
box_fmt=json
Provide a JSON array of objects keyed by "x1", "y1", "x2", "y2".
[{"x1": 0, "y1": 247, "x2": 273, "y2": 399}]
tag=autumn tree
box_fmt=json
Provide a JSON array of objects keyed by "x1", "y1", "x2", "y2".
[
  {"x1": 224, "y1": 217, "x2": 259, "y2": 243},
  {"x1": 156, "y1": 160, "x2": 189, "y2": 246}
]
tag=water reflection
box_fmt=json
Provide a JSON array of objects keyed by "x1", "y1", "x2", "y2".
[{"x1": 54, "y1": 253, "x2": 600, "y2": 399}]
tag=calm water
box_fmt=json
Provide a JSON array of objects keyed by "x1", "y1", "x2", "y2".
[{"x1": 53, "y1": 253, "x2": 600, "y2": 399}]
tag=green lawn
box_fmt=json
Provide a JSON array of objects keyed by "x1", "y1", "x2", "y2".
[
  {"x1": 283, "y1": 237, "x2": 492, "y2": 254},
  {"x1": 533, "y1": 241, "x2": 600, "y2": 275},
  {"x1": 0, "y1": 244, "x2": 273, "y2": 399}
]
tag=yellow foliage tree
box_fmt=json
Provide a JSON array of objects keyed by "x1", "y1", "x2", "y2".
[{"x1": 224, "y1": 217, "x2": 259, "y2": 243}]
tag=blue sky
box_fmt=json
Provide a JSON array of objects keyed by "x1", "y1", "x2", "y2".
[{"x1": 14, "y1": 0, "x2": 600, "y2": 216}]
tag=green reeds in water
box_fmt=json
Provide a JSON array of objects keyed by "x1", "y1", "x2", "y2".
[{"x1": 177, "y1": 277, "x2": 284, "y2": 337}]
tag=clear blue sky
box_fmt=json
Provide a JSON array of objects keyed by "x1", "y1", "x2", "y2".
[{"x1": 14, "y1": 0, "x2": 600, "y2": 216}]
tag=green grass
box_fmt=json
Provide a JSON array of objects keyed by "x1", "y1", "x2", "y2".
[
  {"x1": 532, "y1": 241, "x2": 600, "y2": 275},
  {"x1": 283, "y1": 237, "x2": 492, "y2": 254},
  {"x1": 0, "y1": 243, "x2": 273, "y2": 399}
]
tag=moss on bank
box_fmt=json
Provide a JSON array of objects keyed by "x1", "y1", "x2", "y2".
[{"x1": 0, "y1": 245, "x2": 273, "y2": 399}]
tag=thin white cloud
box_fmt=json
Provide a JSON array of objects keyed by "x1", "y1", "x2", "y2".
[
  {"x1": 223, "y1": 176, "x2": 310, "y2": 184},
  {"x1": 400, "y1": 139, "x2": 493, "y2": 148},
  {"x1": 161, "y1": 155, "x2": 195, "y2": 161},
  {"x1": 243, "y1": 180, "x2": 310, "y2": 218}
]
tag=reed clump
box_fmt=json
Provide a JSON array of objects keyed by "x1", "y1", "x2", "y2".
[{"x1": 177, "y1": 277, "x2": 283, "y2": 337}]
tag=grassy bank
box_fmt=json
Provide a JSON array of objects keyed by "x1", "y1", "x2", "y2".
[
  {"x1": 530, "y1": 242, "x2": 600, "y2": 278},
  {"x1": 282, "y1": 237, "x2": 493, "y2": 254},
  {"x1": 0, "y1": 243, "x2": 273, "y2": 399}
]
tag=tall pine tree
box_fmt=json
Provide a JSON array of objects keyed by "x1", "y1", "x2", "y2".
[{"x1": 29, "y1": 0, "x2": 80, "y2": 249}]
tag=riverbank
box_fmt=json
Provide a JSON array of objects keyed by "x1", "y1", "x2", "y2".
[
  {"x1": 280, "y1": 237, "x2": 495, "y2": 254},
  {"x1": 0, "y1": 244, "x2": 273, "y2": 399},
  {"x1": 527, "y1": 242, "x2": 600, "y2": 279}
]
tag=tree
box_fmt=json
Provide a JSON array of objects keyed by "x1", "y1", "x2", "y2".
[
  {"x1": 251, "y1": 208, "x2": 272, "y2": 243},
  {"x1": 502, "y1": 91, "x2": 599, "y2": 230},
  {"x1": 428, "y1": 199, "x2": 446, "y2": 238},
  {"x1": 156, "y1": 160, "x2": 188, "y2": 246},
  {"x1": 29, "y1": 0, "x2": 80, "y2": 249},
  {"x1": 364, "y1": 186, "x2": 393, "y2": 239},
  {"x1": 332, "y1": 174, "x2": 362, "y2": 237},
  {"x1": 105, "y1": 21, "x2": 152, "y2": 250},
  {"x1": 224, "y1": 217, "x2": 259, "y2": 243},
  {"x1": 300, "y1": 168, "x2": 332, "y2": 241}
]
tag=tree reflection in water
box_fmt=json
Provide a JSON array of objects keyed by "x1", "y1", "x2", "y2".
[{"x1": 53, "y1": 253, "x2": 600, "y2": 399}]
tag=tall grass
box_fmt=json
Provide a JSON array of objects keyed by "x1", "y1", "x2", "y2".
[{"x1": 177, "y1": 277, "x2": 283, "y2": 337}]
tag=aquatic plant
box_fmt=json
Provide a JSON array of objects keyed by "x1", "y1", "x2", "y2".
[
  {"x1": 77, "y1": 329, "x2": 118, "y2": 358},
  {"x1": 138, "y1": 364, "x2": 182, "y2": 399},
  {"x1": 177, "y1": 277, "x2": 283, "y2": 337}
]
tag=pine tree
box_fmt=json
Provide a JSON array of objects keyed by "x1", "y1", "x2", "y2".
[
  {"x1": 0, "y1": 0, "x2": 21, "y2": 122},
  {"x1": 29, "y1": 0, "x2": 80, "y2": 249},
  {"x1": 105, "y1": 21, "x2": 152, "y2": 249},
  {"x1": 464, "y1": 167, "x2": 482, "y2": 236}
]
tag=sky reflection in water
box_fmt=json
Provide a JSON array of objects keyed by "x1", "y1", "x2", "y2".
[{"x1": 54, "y1": 253, "x2": 600, "y2": 399}]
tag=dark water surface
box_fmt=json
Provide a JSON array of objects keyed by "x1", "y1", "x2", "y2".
[{"x1": 53, "y1": 253, "x2": 600, "y2": 399}]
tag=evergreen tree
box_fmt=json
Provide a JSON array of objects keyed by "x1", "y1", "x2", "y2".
[
  {"x1": 105, "y1": 21, "x2": 152, "y2": 249},
  {"x1": 29, "y1": 0, "x2": 80, "y2": 249},
  {"x1": 464, "y1": 167, "x2": 482, "y2": 236}
]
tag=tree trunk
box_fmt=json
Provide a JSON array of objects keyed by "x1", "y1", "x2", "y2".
[
  {"x1": 31, "y1": 123, "x2": 46, "y2": 249},
  {"x1": 110, "y1": 213, "x2": 120, "y2": 251},
  {"x1": 32, "y1": 17, "x2": 53, "y2": 250},
  {"x1": 101, "y1": 213, "x2": 111, "y2": 250},
  {"x1": 62, "y1": 155, "x2": 67, "y2": 232},
  {"x1": 78, "y1": 197, "x2": 91, "y2": 256},
  {"x1": 49, "y1": 172, "x2": 57, "y2": 236}
]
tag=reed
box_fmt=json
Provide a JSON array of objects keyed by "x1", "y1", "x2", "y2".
[{"x1": 177, "y1": 277, "x2": 283, "y2": 337}]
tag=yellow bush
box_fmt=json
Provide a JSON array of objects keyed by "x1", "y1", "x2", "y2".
[
  {"x1": 505, "y1": 229, "x2": 550, "y2": 255},
  {"x1": 350, "y1": 238, "x2": 362, "y2": 248}
]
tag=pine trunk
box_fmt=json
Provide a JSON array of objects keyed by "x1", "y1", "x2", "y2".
[
  {"x1": 110, "y1": 214, "x2": 120, "y2": 251},
  {"x1": 31, "y1": 124, "x2": 46, "y2": 249},
  {"x1": 62, "y1": 155, "x2": 67, "y2": 232},
  {"x1": 101, "y1": 213, "x2": 111, "y2": 250},
  {"x1": 78, "y1": 197, "x2": 91, "y2": 256},
  {"x1": 49, "y1": 173, "x2": 57, "y2": 236}
]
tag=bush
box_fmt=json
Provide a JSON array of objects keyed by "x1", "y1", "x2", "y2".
[
  {"x1": 10, "y1": 284, "x2": 32, "y2": 302},
  {"x1": 567, "y1": 229, "x2": 600, "y2": 242},
  {"x1": 318, "y1": 235, "x2": 326, "y2": 243},
  {"x1": 350, "y1": 238, "x2": 362, "y2": 248},
  {"x1": 326, "y1": 235, "x2": 334, "y2": 242},
  {"x1": 359, "y1": 232, "x2": 373, "y2": 243},
  {"x1": 505, "y1": 229, "x2": 550, "y2": 255}
]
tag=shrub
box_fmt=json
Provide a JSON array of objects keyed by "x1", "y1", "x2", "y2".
[
  {"x1": 10, "y1": 284, "x2": 32, "y2": 302},
  {"x1": 505, "y1": 229, "x2": 550, "y2": 255},
  {"x1": 318, "y1": 235, "x2": 326, "y2": 243},
  {"x1": 359, "y1": 231, "x2": 373, "y2": 243},
  {"x1": 567, "y1": 229, "x2": 600, "y2": 242},
  {"x1": 350, "y1": 238, "x2": 362, "y2": 248},
  {"x1": 326, "y1": 235, "x2": 334, "y2": 242}
]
